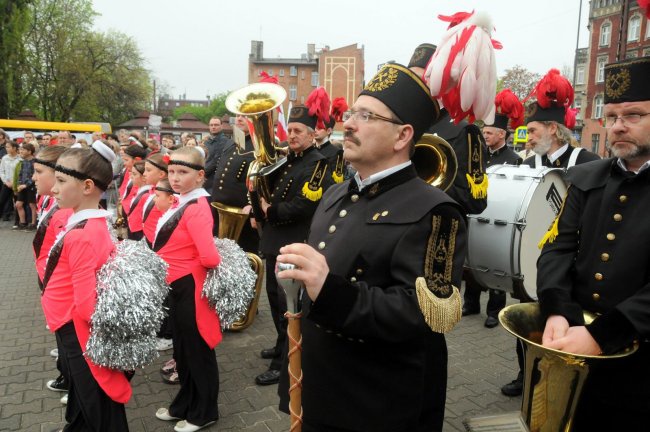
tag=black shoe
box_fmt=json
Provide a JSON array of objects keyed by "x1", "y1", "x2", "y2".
[
  {"x1": 260, "y1": 347, "x2": 280, "y2": 359},
  {"x1": 462, "y1": 307, "x2": 480, "y2": 317},
  {"x1": 501, "y1": 372, "x2": 524, "y2": 397},
  {"x1": 255, "y1": 369, "x2": 280, "y2": 386},
  {"x1": 46, "y1": 375, "x2": 68, "y2": 392},
  {"x1": 2, "y1": 214, "x2": 10, "y2": 221},
  {"x1": 484, "y1": 316, "x2": 499, "y2": 328}
]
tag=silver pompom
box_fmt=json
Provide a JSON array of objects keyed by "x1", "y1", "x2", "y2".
[
  {"x1": 86, "y1": 239, "x2": 170, "y2": 370},
  {"x1": 203, "y1": 238, "x2": 256, "y2": 330}
]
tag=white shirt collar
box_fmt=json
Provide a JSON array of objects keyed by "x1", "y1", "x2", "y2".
[
  {"x1": 616, "y1": 158, "x2": 650, "y2": 174},
  {"x1": 154, "y1": 188, "x2": 208, "y2": 241},
  {"x1": 548, "y1": 143, "x2": 569, "y2": 163},
  {"x1": 489, "y1": 142, "x2": 507, "y2": 154},
  {"x1": 354, "y1": 161, "x2": 412, "y2": 191},
  {"x1": 64, "y1": 209, "x2": 110, "y2": 232}
]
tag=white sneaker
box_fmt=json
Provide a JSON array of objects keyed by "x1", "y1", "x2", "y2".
[
  {"x1": 156, "y1": 338, "x2": 173, "y2": 351},
  {"x1": 50, "y1": 348, "x2": 58, "y2": 358},
  {"x1": 60, "y1": 393, "x2": 68, "y2": 405},
  {"x1": 174, "y1": 420, "x2": 215, "y2": 432},
  {"x1": 156, "y1": 408, "x2": 180, "y2": 421}
]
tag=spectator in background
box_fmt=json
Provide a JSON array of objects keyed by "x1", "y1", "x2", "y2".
[
  {"x1": 41, "y1": 133, "x2": 52, "y2": 146},
  {"x1": 146, "y1": 138, "x2": 165, "y2": 155},
  {"x1": 57, "y1": 131, "x2": 74, "y2": 147},
  {"x1": 0, "y1": 129, "x2": 7, "y2": 159},
  {"x1": 204, "y1": 117, "x2": 230, "y2": 195},
  {"x1": 14, "y1": 142, "x2": 37, "y2": 230},
  {"x1": 180, "y1": 132, "x2": 191, "y2": 146},
  {"x1": 161, "y1": 135, "x2": 176, "y2": 150},
  {"x1": 0, "y1": 140, "x2": 20, "y2": 221}
]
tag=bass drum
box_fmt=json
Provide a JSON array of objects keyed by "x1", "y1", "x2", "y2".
[{"x1": 466, "y1": 165, "x2": 567, "y2": 301}]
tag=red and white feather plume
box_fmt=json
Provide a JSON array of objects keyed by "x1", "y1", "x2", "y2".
[
  {"x1": 639, "y1": 0, "x2": 650, "y2": 19},
  {"x1": 424, "y1": 10, "x2": 502, "y2": 124},
  {"x1": 495, "y1": 89, "x2": 524, "y2": 129},
  {"x1": 330, "y1": 97, "x2": 348, "y2": 122},
  {"x1": 259, "y1": 71, "x2": 278, "y2": 84},
  {"x1": 527, "y1": 68, "x2": 577, "y2": 129},
  {"x1": 305, "y1": 87, "x2": 331, "y2": 129}
]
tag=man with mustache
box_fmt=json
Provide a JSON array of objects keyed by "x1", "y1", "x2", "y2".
[
  {"x1": 276, "y1": 63, "x2": 467, "y2": 431},
  {"x1": 536, "y1": 56, "x2": 650, "y2": 429}
]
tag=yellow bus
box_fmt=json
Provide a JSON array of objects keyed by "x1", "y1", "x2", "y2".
[{"x1": 0, "y1": 119, "x2": 112, "y2": 134}]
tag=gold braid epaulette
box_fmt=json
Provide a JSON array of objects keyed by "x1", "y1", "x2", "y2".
[
  {"x1": 332, "y1": 152, "x2": 345, "y2": 183},
  {"x1": 415, "y1": 214, "x2": 462, "y2": 333},
  {"x1": 538, "y1": 186, "x2": 571, "y2": 249},
  {"x1": 466, "y1": 129, "x2": 488, "y2": 199},
  {"x1": 302, "y1": 159, "x2": 328, "y2": 201}
]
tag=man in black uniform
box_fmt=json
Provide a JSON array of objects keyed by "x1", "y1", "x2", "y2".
[
  {"x1": 537, "y1": 56, "x2": 650, "y2": 431},
  {"x1": 210, "y1": 115, "x2": 259, "y2": 253},
  {"x1": 314, "y1": 113, "x2": 346, "y2": 185},
  {"x1": 502, "y1": 70, "x2": 601, "y2": 396},
  {"x1": 408, "y1": 43, "x2": 488, "y2": 215},
  {"x1": 276, "y1": 63, "x2": 467, "y2": 432},
  {"x1": 463, "y1": 90, "x2": 524, "y2": 328},
  {"x1": 254, "y1": 105, "x2": 331, "y2": 386},
  {"x1": 204, "y1": 116, "x2": 230, "y2": 195}
]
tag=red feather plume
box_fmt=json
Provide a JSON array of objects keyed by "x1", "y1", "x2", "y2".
[
  {"x1": 305, "y1": 87, "x2": 331, "y2": 129},
  {"x1": 259, "y1": 71, "x2": 278, "y2": 84},
  {"x1": 639, "y1": 0, "x2": 650, "y2": 19},
  {"x1": 438, "y1": 11, "x2": 474, "y2": 29},
  {"x1": 495, "y1": 89, "x2": 524, "y2": 129},
  {"x1": 330, "y1": 97, "x2": 348, "y2": 122},
  {"x1": 531, "y1": 69, "x2": 574, "y2": 109}
]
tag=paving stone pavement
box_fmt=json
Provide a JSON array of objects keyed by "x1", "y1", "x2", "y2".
[{"x1": 0, "y1": 220, "x2": 520, "y2": 431}]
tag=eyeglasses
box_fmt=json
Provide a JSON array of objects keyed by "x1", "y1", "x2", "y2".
[
  {"x1": 603, "y1": 113, "x2": 649, "y2": 128},
  {"x1": 342, "y1": 110, "x2": 404, "y2": 125}
]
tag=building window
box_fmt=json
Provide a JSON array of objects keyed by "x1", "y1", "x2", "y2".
[
  {"x1": 257, "y1": 69, "x2": 262, "y2": 76},
  {"x1": 628, "y1": 15, "x2": 641, "y2": 41},
  {"x1": 593, "y1": 94, "x2": 604, "y2": 119},
  {"x1": 268, "y1": 69, "x2": 274, "y2": 76},
  {"x1": 311, "y1": 72, "x2": 319, "y2": 87},
  {"x1": 591, "y1": 134, "x2": 601, "y2": 154},
  {"x1": 301, "y1": 70, "x2": 305, "y2": 80},
  {"x1": 290, "y1": 66, "x2": 298, "y2": 76},
  {"x1": 300, "y1": 96, "x2": 305, "y2": 104},
  {"x1": 576, "y1": 66, "x2": 585, "y2": 85},
  {"x1": 625, "y1": 50, "x2": 639, "y2": 59},
  {"x1": 574, "y1": 99, "x2": 582, "y2": 120},
  {"x1": 596, "y1": 57, "x2": 607, "y2": 83},
  {"x1": 289, "y1": 85, "x2": 297, "y2": 101},
  {"x1": 646, "y1": 18, "x2": 650, "y2": 39},
  {"x1": 279, "y1": 69, "x2": 285, "y2": 77},
  {"x1": 600, "y1": 22, "x2": 611, "y2": 46}
]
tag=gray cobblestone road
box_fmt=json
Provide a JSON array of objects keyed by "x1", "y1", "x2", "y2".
[{"x1": 0, "y1": 221, "x2": 520, "y2": 431}]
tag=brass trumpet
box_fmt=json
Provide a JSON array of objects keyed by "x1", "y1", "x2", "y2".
[
  {"x1": 211, "y1": 202, "x2": 264, "y2": 331},
  {"x1": 412, "y1": 133, "x2": 457, "y2": 191}
]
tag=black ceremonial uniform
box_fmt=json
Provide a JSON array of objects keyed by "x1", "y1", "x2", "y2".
[
  {"x1": 429, "y1": 110, "x2": 488, "y2": 215},
  {"x1": 486, "y1": 145, "x2": 522, "y2": 166},
  {"x1": 289, "y1": 165, "x2": 467, "y2": 432},
  {"x1": 537, "y1": 158, "x2": 650, "y2": 430},
  {"x1": 259, "y1": 145, "x2": 331, "y2": 371},
  {"x1": 317, "y1": 140, "x2": 345, "y2": 184},
  {"x1": 522, "y1": 145, "x2": 600, "y2": 169},
  {"x1": 211, "y1": 137, "x2": 258, "y2": 253}
]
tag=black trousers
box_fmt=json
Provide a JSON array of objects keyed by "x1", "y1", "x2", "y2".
[
  {"x1": 56, "y1": 322, "x2": 128, "y2": 432},
  {"x1": 462, "y1": 270, "x2": 506, "y2": 317},
  {"x1": 156, "y1": 294, "x2": 173, "y2": 340},
  {"x1": 168, "y1": 274, "x2": 219, "y2": 426},
  {"x1": 0, "y1": 183, "x2": 14, "y2": 216},
  {"x1": 127, "y1": 230, "x2": 143, "y2": 241},
  {"x1": 264, "y1": 255, "x2": 287, "y2": 371}
]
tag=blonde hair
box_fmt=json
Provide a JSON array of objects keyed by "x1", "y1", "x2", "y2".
[{"x1": 171, "y1": 145, "x2": 205, "y2": 167}]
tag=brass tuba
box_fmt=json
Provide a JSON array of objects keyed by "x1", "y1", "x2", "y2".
[
  {"x1": 210, "y1": 202, "x2": 264, "y2": 331},
  {"x1": 499, "y1": 303, "x2": 638, "y2": 432},
  {"x1": 225, "y1": 82, "x2": 287, "y2": 202},
  {"x1": 412, "y1": 133, "x2": 458, "y2": 191}
]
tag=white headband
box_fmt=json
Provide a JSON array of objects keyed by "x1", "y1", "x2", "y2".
[{"x1": 92, "y1": 140, "x2": 116, "y2": 163}]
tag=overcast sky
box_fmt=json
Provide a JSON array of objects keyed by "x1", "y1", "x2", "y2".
[{"x1": 93, "y1": 0, "x2": 590, "y2": 100}]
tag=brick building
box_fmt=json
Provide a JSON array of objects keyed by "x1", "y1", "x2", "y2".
[
  {"x1": 580, "y1": 0, "x2": 650, "y2": 156},
  {"x1": 157, "y1": 95, "x2": 210, "y2": 118},
  {"x1": 247, "y1": 41, "x2": 364, "y2": 127}
]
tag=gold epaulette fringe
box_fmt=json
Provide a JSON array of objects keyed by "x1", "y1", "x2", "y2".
[
  {"x1": 538, "y1": 216, "x2": 560, "y2": 249},
  {"x1": 332, "y1": 171, "x2": 344, "y2": 184},
  {"x1": 415, "y1": 277, "x2": 462, "y2": 334},
  {"x1": 466, "y1": 173, "x2": 488, "y2": 199},
  {"x1": 302, "y1": 182, "x2": 323, "y2": 201}
]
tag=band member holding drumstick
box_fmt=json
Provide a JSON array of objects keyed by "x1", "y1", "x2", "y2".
[{"x1": 536, "y1": 56, "x2": 650, "y2": 430}]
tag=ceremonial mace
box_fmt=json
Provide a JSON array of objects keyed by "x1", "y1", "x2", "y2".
[{"x1": 276, "y1": 263, "x2": 303, "y2": 432}]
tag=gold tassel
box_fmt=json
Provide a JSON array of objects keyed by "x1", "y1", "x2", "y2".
[
  {"x1": 537, "y1": 216, "x2": 560, "y2": 249},
  {"x1": 466, "y1": 173, "x2": 488, "y2": 199},
  {"x1": 331, "y1": 171, "x2": 344, "y2": 184},
  {"x1": 302, "y1": 182, "x2": 323, "y2": 201},
  {"x1": 415, "y1": 277, "x2": 462, "y2": 334}
]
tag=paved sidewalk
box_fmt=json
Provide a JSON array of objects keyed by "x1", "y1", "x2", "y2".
[{"x1": 0, "y1": 221, "x2": 520, "y2": 431}]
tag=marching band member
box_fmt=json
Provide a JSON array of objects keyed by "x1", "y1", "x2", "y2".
[
  {"x1": 118, "y1": 145, "x2": 147, "y2": 237},
  {"x1": 43, "y1": 142, "x2": 131, "y2": 431},
  {"x1": 314, "y1": 96, "x2": 348, "y2": 184},
  {"x1": 152, "y1": 146, "x2": 221, "y2": 432},
  {"x1": 142, "y1": 153, "x2": 170, "y2": 246},
  {"x1": 254, "y1": 92, "x2": 332, "y2": 387},
  {"x1": 125, "y1": 160, "x2": 147, "y2": 240},
  {"x1": 276, "y1": 63, "x2": 467, "y2": 432},
  {"x1": 537, "y1": 56, "x2": 650, "y2": 430}
]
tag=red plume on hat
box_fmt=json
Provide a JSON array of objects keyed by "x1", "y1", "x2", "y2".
[
  {"x1": 495, "y1": 89, "x2": 524, "y2": 129},
  {"x1": 259, "y1": 71, "x2": 278, "y2": 84},
  {"x1": 305, "y1": 87, "x2": 331, "y2": 129},
  {"x1": 639, "y1": 0, "x2": 650, "y2": 19},
  {"x1": 528, "y1": 68, "x2": 576, "y2": 129},
  {"x1": 330, "y1": 97, "x2": 348, "y2": 122}
]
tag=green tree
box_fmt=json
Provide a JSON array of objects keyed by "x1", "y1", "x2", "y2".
[
  {"x1": 171, "y1": 92, "x2": 229, "y2": 123},
  {"x1": 498, "y1": 65, "x2": 541, "y2": 100}
]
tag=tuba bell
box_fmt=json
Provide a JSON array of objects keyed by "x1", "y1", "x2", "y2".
[
  {"x1": 210, "y1": 202, "x2": 264, "y2": 331},
  {"x1": 412, "y1": 133, "x2": 458, "y2": 191},
  {"x1": 499, "y1": 303, "x2": 638, "y2": 432},
  {"x1": 225, "y1": 82, "x2": 287, "y2": 202}
]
